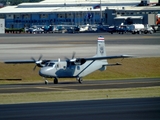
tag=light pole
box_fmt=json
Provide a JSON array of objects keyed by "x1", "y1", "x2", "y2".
[{"x1": 100, "y1": 0, "x2": 102, "y2": 24}]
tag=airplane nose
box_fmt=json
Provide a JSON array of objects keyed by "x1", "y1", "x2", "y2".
[
  {"x1": 39, "y1": 69, "x2": 46, "y2": 77},
  {"x1": 39, "y1": 68, "x2": 49, "y2": 77},
  {"x1": 39, "y1": 67, "x2": 54, "y2": 77}
]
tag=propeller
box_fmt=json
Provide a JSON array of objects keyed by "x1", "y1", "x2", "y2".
[
  {"x1": 64, "y1": 52, "x2": 85, "y2": 65},
  {"x1": 65, "y1": 52, "x2": 76, "y2": 62},
  {"x1": 31, "y1": 55, "x2": 43, "y2": 71}
]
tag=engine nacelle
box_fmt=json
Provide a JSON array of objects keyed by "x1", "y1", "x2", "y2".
[
  {"x1": 74, "y1": 58, "x2": 86, "y2": 65},
  {"x1": 37, "y1": 63, "x2": 45, "y2": 67}
]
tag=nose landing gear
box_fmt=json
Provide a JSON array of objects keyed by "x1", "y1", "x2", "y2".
[
  {"x1": 43, "y1": 77, "x2": 48, "y2": 84},
  {"x1": 45, "y1": 80, "x2": 48, "y2": 84},
  {"x1": 43, "y1": 77, "x2": 58, "y2": 84}
]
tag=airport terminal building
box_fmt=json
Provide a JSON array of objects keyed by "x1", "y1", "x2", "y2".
[
  {"x1": 105, "y1": 6, "x2": 160, "y2": 26},
  {"x1": 0, "y1": 0, "x2": 159, "y2": 28}
]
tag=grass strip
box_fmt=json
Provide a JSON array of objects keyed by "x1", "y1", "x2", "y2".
[{"x1": 0, "y1": 86, "x2": 160, "y2": 104}]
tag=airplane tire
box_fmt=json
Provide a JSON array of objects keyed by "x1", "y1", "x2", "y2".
[
  {"x1": 78, "y1": 78, "x2": 83, "y2": 84},
  {"x1": 54, "y1": 78, "x2": 58, "y2": 84}
]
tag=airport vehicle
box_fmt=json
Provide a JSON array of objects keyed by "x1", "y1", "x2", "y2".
[
  {"x1": 107, "y1": 26, "x2": 118, "y2": 34},
  {"x1": 128, "y1": 24, "x2": 153, "y2": 34},
  {"x1": 26, "y1": 25, "x2": 44, "y2": 34},
  {"x1": 143, "y1": 24, "x2": 154, "y2": 34},
  {"x1": 117, "y1": 25, "x2": 130, "y2": 34},
  {"x1": 42, "y1": 25, "x2": 56, "y2": 33},
  {"x1": 67, "y1": 26, "x2": 80, "y2": 33},
  {"x1": 95, "y1": 25, "x2": 108, "y2": 32},
  {"x1": 4, "y1": 36, "x2": 132, "y2": 84}
]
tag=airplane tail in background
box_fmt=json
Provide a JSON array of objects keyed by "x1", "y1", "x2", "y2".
[{"x1": 95, "y1": 36, "x2": 107, "y2": 57}]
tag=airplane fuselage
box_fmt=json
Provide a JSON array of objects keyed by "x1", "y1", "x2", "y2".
[{"x1": 39, "y1": 59, "x2": 107, "y2": 78}]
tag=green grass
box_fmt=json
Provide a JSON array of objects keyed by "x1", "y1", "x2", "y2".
[
  {"x1": 0, "y1": 86, "x2": 160, "y2": 104},
  {"x1": 86, "y1": 57, "x2": 160, "y2": 80}
]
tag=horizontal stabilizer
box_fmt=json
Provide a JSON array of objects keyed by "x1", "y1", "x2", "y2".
[{"x1": 106, "y1": 63, "x2": 122, "y2": 66}]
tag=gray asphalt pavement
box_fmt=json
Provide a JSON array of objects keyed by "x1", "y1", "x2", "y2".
[
  {"x1": 0, "y1": 32, "x2": 160, "y2": 45},
  {"x1": 0, "y1": 97, "x2": 160, "y2": 120},
  {"x1": 0, "y1": 33, "x2": 160, "y2": 61},
  {"x1": 0, "y1": 78, "x2": 159, "y2": 93}
]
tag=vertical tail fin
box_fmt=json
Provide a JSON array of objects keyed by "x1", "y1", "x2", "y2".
[{"x1": 95, "y1": 36, "x2": 106, "y2": 57}]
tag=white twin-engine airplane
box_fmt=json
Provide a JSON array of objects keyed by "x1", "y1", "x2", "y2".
[{"x1": 5, "y1": 36, "x2": 132, "y2": 84}]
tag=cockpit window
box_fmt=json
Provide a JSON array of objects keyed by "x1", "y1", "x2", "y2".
[
  {"x1": 48, "y1": 63, "x2": 55, "y2": 67},
  {"x1": 45, "y1": 62, "x2": 55, "y2": 67},
  {"x1": 45, "y1": 62, "x2": 49, "y2": 67}
]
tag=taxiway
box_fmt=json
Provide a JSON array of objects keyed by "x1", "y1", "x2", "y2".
[
  {"x1": 0, "y1": 97, "x2": 160, "y2": 120},
  {"x1": 0, "y1": 78, "x2": 159, "y2": 93}
]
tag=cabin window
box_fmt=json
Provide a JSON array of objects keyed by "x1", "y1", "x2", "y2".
[{"x1": 57, "y1": 64, "x2": 59, "y2": 68}]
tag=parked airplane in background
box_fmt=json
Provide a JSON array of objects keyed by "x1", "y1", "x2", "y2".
[
  {"x1": 5, "y1": 36, "x2": 132, "y2": 84},
  {"x1": 79, "y1": 24, "x2": 90, "y2": 32}
]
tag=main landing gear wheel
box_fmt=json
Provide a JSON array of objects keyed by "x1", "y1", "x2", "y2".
[
  {"x1": 54, "y1": 78, "x2": 58, "y2": 84},
  {"x1": 78, "y1": 78, "x2": 83, "y2": 84}
]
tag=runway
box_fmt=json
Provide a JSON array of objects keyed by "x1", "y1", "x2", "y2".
[
  {"x1": 0, "y1": 97, "x2": 160, "y2": 120},
  {"x1": 0, "y1": 33, "x2": 160, "y2": 61},
  {"x1": 0, "y1": 78, "x2": 159, "y2": 93}
]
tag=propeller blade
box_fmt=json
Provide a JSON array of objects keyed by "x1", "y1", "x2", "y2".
[
  {"x1": 31, "y1": 57, "x2": 36, "y2": 62},
  {"x1": 72, "y1": 52, "x2": 76, "y2": 59},
  {"x1": 65, "y1": 57, "x2": 70, "y2": 61},
  {"x1": 33, "y1": 65, "x2": 37, "y2": 71},
  {"x1": 31, "y1": 55, "x2": 43, "y2": 70},
  {"x1": 38, "y1": 55, "x2": 42, "y2": 61},
  {"x1": 65, "y1": 52, "x2": 76, "y2": 62}
]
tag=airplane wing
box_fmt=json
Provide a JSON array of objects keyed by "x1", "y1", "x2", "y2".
[
  {"x1": 4, "y1": 60, "x2": 35, "y2": 64},
  {"x1": 4, "y1": 59, "x2": 50, "y2": 69},
  {"x1": 70, "y1": 55, "x2": 133, "y2": 65},
  {"x1": 4, "y1": 60, "x2": 50, "y2": 64},
  {"x1": 84, "y1": 55, "x2": 133, "y2": 61}
]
